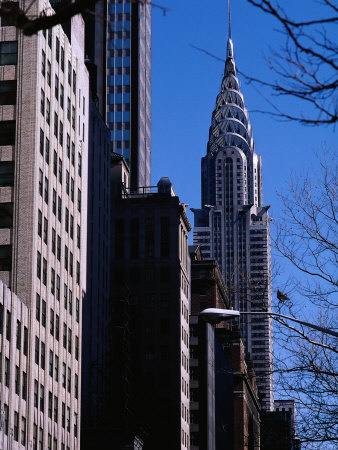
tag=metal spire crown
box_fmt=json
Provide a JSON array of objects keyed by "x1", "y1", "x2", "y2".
[{"x1": 227, "y1": 0, "x2": 233, "y2": 58}]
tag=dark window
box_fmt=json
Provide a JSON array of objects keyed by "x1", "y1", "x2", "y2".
[
  {"x1": 36, "y1": 293, "x2": 40, "y2": 321},
  {"x1": 45, "y1": 137, "x2": 50, "y2": 162},
  {"x1": 43, "y1": 217, "x2": 48, "y2": 244},
  {"x1": 0, "y1": 161, "x2": 14, "y2": 186},
  {"x1": 68, "y1": 61, "x2": 71, "y2": 85},
  {"x1": 145, "y1": 217, "x2": 155, "y2": 258},
  {"x1": 61, "y1": 47, "x2": 64, "y2": 71},
  {"x1": 37, "y1": 251, "x2": 41, "y2": 279},
  {"x1": 60, "y1": 84, "x2": 64, "y2": 108},
  {"x1": 58, "y1": 196, "x2": 62, "y2": 222},
  {"x1": 44, "y1": 177, "x2": 49, "y2": 204},
  {"x1": 59, "y1": 122, "x2": 63, "y2": 146},
  {"x1": 42, "y1": 258, "x2": 47, "y2": 285},
  {"x1": 41, "y1": 49, "x2": 45, "y2": 75},
  {"x1": 55, "y1": 37, "x2": 60, "y2": 62},
  {"x1": 73, "y1": 70, "x2": 76, "y2": 94},
  {"x1": 42, "y1": 300, "x2": 46, "y2": 327},
  {"x1": 52, "y1": 228, "x2": 56, "y2": 254},
  {"x1": 54, "y1": 112, "x2": 58, "y2": 137},
  {"x1": 0, "y1": 3, "x2": 19, "y2": 26},
  {"x1": 37, "y1": 210, "x2": 42, "y2": 237},
  {"x1": 40, "y1": 128, "x2": 45, "y2": 154},
  {"x1": 58, "y1": 158, "x2": 62, "y2": 184},
  {"x1": 16, "y1": 319, "x2": 21, "y2": 349},
  {"x1": 23, "y1": 327, "x2": 28, "y2": 355},
  {"x1": 0, "y1": 120, "x2": 16, "y2": 145},
  {"x1": 77, "y1": 189, "x2": 81, "y2": 212},
  {"x1": 51, "y1": 268, "x2": 55, "y2": 294},
  {"x1": 35, "y1": 337, "x2": 39, "y2": 365},
  {"x1": 47, "y1": 60, "x2": 51, "y2": 86},
  {"x1": 0, "y1": 41, "x2": 18, "y2": 65},
  {"x1": 0, "y1": 244, "x2": 12, "y2": 270},
  {"x1": 22, "y1": 372, "x2": 27, "y2": 400},
  {"x1": 0, "y1": 80, "x2": 17, "y2": 105},
  {"x1": 40, "y1": 89, "x2": 45, "y2": 116},
  {"x1": 53, "y1": 189, "x2": 56, "y2": 214},
  {"x1": 161, "y1": 217, "x2": 170, "y2": 258}
]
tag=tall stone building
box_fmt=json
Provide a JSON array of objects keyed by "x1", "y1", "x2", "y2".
[
  {"x1": 0, "y1": 2, "x2": 89, "y2": 447},
  {"x1": 192, "y1": 23, "x2": 273, "y2": 410}
]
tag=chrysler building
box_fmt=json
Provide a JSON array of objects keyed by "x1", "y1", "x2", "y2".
[{"x1": 193, "y1": 8, "x2": 274, "y2": 411}]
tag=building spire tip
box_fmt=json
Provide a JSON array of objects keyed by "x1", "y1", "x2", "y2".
[{"x1": 227, "y1": 0, "x2": 233, "y2": 59}]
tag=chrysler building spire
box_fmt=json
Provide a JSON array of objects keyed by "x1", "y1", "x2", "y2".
[{"x1": 193, "y1": 6, "x2": 274, "y2": 411}]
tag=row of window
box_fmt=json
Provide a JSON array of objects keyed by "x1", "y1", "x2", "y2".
[
  {"x1": 0, "y1": 402, "x2": 26, "y2": 445},
  {"x1": 38, "y1": 167, "x2": 81, "y2": 215},
  {"x1": 0, "y1": 305, "x2": 29, "y2": 353}
]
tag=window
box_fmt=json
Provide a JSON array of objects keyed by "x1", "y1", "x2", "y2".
[
  {"x1": 74, "y1": 413, "x2": 78, "y2": 437},
  {"x1": 35, "y1": 337, "x2": 39, "y2": 365},
  {"x1": 75, "y1": 374, "x2": 78, "y2": 399},
  {"x1": 40, "y1": 384, "x2": 44, "y2": 412},
  {"x1": 40, "y1": 90, "x2": 45, "y2": 116},
  {"x1": 58, "y1": 196, "x2": 62, "y2": 222},
  {"x1": 60, "y1": 84, "x2": 64, "y2": 108},
  {"x1": 0, "y1": 120, "x2": 16, "y2": 145},
  {"x1": 67, "y1": 406, "x2": 70, "y2": 432},
  {"x1": 23, "y1": 327, "x2": 28, "y2": 355},
  {"x1": 61, "y1": 47, "x2": 64, "y2": 71},
  {"x1": 64, "y1": 284, "x2": 68, "y2": 310},
  {"x1": 50, "y1": 310, "x2": 54, "y2": 337},
  {"x1": 51, "y1": 268, "x2": 55, "y2": 294},
  {"x1": 57, "y1": 235, "x2": 61, "y2": 260},
  {"x1": 41, "y1": 341, "x2": 45, "y2": 369},
  {"x1": 67, "y1": 98, "x2": 71, "y2": 121},
  {"x1": 16, "y1": 319, "x2": 21, "y2": 349},
  {"x1": 39, "y1": 427, "x2": 43, "y2": 449},
  {"x1": 15, "y1": 365, "x2": 20, "y2": 394},
  {"x1": 44, "y1": 177, "x2": 49, "y2": 204},
  {"x1": 67, "y1": 367, "x2": 71, "y2": 393},
  {"x1": 63, "y1": 323, "x2": 67, "y2": 349},
  {"x1": 65, "y1": 207, "x2": 69, "y2": 232},
  {"x1": 5, "y1": 357, "x2": 10, "y2": 386},
  {"x1": 37, "y1": 251, "x2": 41, "y2": 279},
  {"x1": 52, "y1": 190, "x2": 57, "y2": 216},
  {"x1": 21, "y1": 416, "x2": 26, "y2": 446},
  {"x1": 47, "y1": 60, "x2": 51, "y2": 86},
  {"x1": 54, "y1": 356, "x2": 59, "y2": 384},
  {"x1": 76, "y1": 298, "x2": 79, "y2": 323},
  {"x1": 70, "y1": 215, "x2": 74, "y2": 238},
  {"x1": 73, "y1": 70, "x2": 76, "y2": 94},
  {"x1": 5, "y1": 310, "x2": 11, "y2": 340},
  {"x1": 41, "y1": 49, "x2": 45, "y2": 74},
  {"x1": 55, "y1": 37, "x2": 60, "y2": 62},
  {"x1": 48, "y1": 28, "x2": 52, "y2": 48},
  {"x1": 42, "y1": 258, "x2": 47, "y2": 285},
  {"x1": 49, "y1": 350, "x2": 53, "y2": 377},
  {"x1": 71, "y1": 178, "x2": 74, "y2": 201},
  {"x1": 69, "y1": 289, "x2": 72, "y2": 314},
  {"x1": 42, "y1": 299, "x2": 46, "y2": 327},
  {"x1": 67, "y1": 133, "x2": 70, "y2": 157},
  {"x1": 45, "y1": 136, "x2": 50, "y2": 162},
  {"x1": 75, "y1": 336, "x2": 79, "y2": 360},
  {"x1": 77, "y1": 224, "x2": 80, "y2": 248},
  {"x1": 62, "y1": 402, "x2": 65, "y2": 428},
  {"x1": 72, "y1": 106, "x2": 75, "y2": 130},
  {"x1": 62, "y1": 363, "x2": 66, "y2": 387},
  {"x1": 68, "y1": 328, "x2": 72, "y2": 353},
  {"x1": 76, "y1": 261, "x2": 80, "y2": 284},
  {"x1": 14, "y1": 411, "x2": 19, "y2": 441},
  {"x1": 36, "y1": 293, "x2": 40, "y2": 321},
  {"x1": 0, "y1": 80, "x2": 17, "y2": 105},
  {"x1": 38, "y1": 210, "x2": 42, "y2": 237},
  {"x1": 58, "y1": 158, "x2": 62, "y2": 183},
  {"x1": 77, "y1": 189, "x2": 81, "y2": 212},
  {"x1": 22, "y1": 372, "x2": 27, "y2": 400},
  {"x1": 56, "y1": 275, "x2": 60, "y2": 300},
  {"x1": 69, "y1": 252, "x2": 73, "y2": 276},
  {"x1": 68, "y1": 61, "x2": 71, "y2": 85},
  {"x1": 43, "y1": 217, "x2": 48, "y2": 244},
  {"x1": 66, "y1": 170, "x2": 69, "y2": 194},
  {"x1": 54, "y1": 112, "x2": 58, "y2": 137},
  {"x1": 59, "y1": 121, "x2": 63, "y2": 146},
  {"x1": 48, "y1": 392, "x2": 53, "y2": 418},
  {"x1": 0, "y1": 41, "x2": 18, "y2": 65},
  {"x1": 39, "y1": 170, "x2": 43, "y2": 196},
  {"x1": 54, "y1": 396, "x2": 58, "y2": 423},
  {"x1": 65, "y1": 245, "x2": 68, "y2": 270},
  {"x1": 52, "y1": 228, "x2": 56, "y2": 253},
  {"x1": 78, "y1": 153, "x2": 82, "y2": 177}
]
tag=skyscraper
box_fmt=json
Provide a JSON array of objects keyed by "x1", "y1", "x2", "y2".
[
  {"x1": 192, "y1": 11, "x2": 274, "y2": 411},
  {"x1": 0, "y1": 3, "x2": 89, "y2": 447},
  {"x1": 108, "y1": 0, "x2": 151, "y2": 188}
]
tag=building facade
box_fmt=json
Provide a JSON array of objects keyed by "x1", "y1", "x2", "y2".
[
  {"x1": 0, "y1": 281, "x2": 30, "y2": 449},
  {"x1": 107, "y1": 0, "x2": 151, "y2": 188},
  {"x1": 0, "y1": 2, "x2": 89, "y2": 447},
  {"x1": 109, "y1": 177, "x2": 190, "y2": 449},
  {"x1": 81, "y1": 90, "x2": 111, "y2": 445},
  {"x1": 192, "y1": 32, "x2": 273, "y2": 410}
]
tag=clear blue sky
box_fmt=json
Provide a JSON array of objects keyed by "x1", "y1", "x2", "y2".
[{"x1": 151, "y1": 0, "x2": 336, "y2": 234}]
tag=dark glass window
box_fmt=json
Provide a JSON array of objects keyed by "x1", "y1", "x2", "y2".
[
  {"x1": 0, "y1": 121, "x2": 16, "y2": 145},
  {"x1": 0, "y1": 161, "x2": 14, "y2": 186},
  {"x1": 0, "y1": 41, "x2": 18, "y2": 65},
  {"x1": 0, "y1": 80, "x2": 16, "y2": 105}
]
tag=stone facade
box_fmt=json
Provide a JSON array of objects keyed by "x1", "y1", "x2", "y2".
[{"x1": 0, "y1": 2, "x2": 89, "y2": 448}]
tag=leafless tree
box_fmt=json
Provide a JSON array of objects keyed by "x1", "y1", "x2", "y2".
[
  {"x1": 271, "y1": 149, "x2": 338, "y2": 449},
  {"x1": 246, "y1": 0, "x2": 338, "y2": 125},
  {"x1": 0, "y1": 0, "x2": 168, "y2": 36}
]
